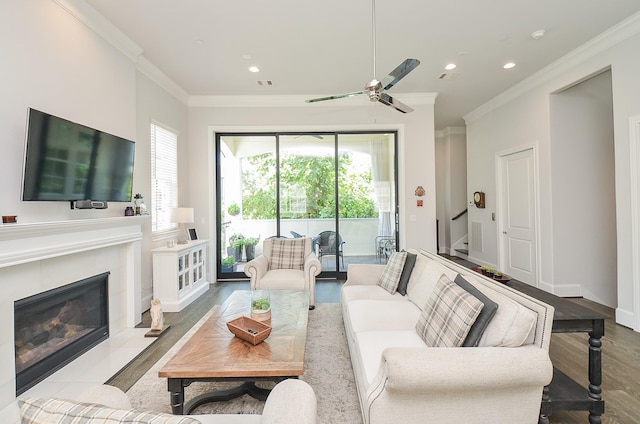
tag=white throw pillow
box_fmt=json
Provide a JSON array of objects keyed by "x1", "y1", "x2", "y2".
[{"x1": 407, "y1": 256, "x2": 458, "y2": 310}]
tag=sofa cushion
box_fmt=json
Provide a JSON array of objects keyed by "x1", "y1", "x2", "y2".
[
  {"x1": 269, "y1": 238, "x2": 306, "y2": 270},
  {"x1": 18, "y1": 398, "x2": 200, "y2": 424},
  {"x1": 354, "y1": 330, "x2": 426, "y2": 386},
  {"x1": 260, "y1": 269, "x2": 306, "y2": 289},
  {"x1": 396, "y1": 251, "x2": 417, "y2": 296},
  {"x1": 377, "y1": 251, "x2": 407, "y2": 294},
  {"x1": 342, "y1": 285, "x2": 407, "y2": 304},
  {"x1": 461, "y1": 273, "x2": 538, "y2": 347},
  {"x1": 454, "y1": 274, "x2": 499, "y2": 347},
  {"x1": 415, "y1": 274, "x2": 484, "y2": 347},
  {"x1": 346, "y1": 300, "x2": 422, "y2": 333},
  {"x1": 407, "y1": 256, "x2": 458, "y2": 311}
]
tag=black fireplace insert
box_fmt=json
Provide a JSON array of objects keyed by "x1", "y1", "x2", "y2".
[{"x1": 14, "y1": 272, "x2": 109, "y2": 395}]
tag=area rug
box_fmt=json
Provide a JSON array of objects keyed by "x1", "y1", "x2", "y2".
[{"x1": 126, "y1": 303, "x2": 362, "y2": 424}]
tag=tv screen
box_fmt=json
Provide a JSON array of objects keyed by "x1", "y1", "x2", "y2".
[{"x1": 22, "y1": 108, "x2": 135, "y2": 202}]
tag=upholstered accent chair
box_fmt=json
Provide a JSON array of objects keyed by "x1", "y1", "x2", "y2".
[{"x1": 244, "y1": 237, "x2": 321, "y2": 309}]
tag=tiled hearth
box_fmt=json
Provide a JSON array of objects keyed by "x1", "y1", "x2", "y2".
[{"x1": 0, "y1": 217, "x2": 148, "y2": 412}]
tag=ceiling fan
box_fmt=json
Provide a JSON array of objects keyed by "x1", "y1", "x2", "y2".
[{"x1": 305, "y1": 0, "x2": 420, "y2": 113}]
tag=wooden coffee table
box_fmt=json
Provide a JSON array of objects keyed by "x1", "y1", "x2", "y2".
[{"x1": 159, "y1": 289, "x2": 309, "y2": 414}]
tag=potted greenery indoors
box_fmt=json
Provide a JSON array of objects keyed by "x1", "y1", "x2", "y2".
[
  {"x1": 244, "y1": 236, "x2": 260, "y2": 261},
  {"x1": 229, "y1": 233, "x2": 245, "y2": 262},
  {"x1": 227, "y1": 203, "x2": 240, "y2": 216},
  {"x1": 221, "y1": 256, "x2": 235, "y2": 272}
]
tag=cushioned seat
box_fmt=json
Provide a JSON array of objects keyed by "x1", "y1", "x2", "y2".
[{"x1": 244, "y1": 237, "x2": 321, "y2": 308}]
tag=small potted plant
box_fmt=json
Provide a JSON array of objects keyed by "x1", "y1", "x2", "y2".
[
  {"x1": 227, "y1": 203, "x2": 240, "y2": 216},
  {"x1": 221, "y1": 256, "x2": 235, "y2": 272},
  {"x1": 229, "y1": 233, "x2": 245, "y2": 261},
  {"x1": 251, "y1": 290, "x2": 271, "y2": 322},
  {"x1": 244, "y1": 236, "x2": 260, "y2": 261}
]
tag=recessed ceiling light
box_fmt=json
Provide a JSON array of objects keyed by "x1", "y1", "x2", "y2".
[
  {"x1": 249, "y1": 66, "x2": 260, "y2": 73},
  {"x1": 531, "y1": 29, "x2": 546, "y2": 40},
  {"x1": 503, "y1": 62, "x2": 516, "y2": 69},
  {"x1": 445, "y1": 63, "x2": 457, "y2": 70}
]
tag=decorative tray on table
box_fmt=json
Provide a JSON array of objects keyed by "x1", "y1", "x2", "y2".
[
  {"x1": 227, "y1": 316, "x2": 272, "y2": 345},
  {"x1": 471, "y1": 267, "x2": 511, "y2": 283}
]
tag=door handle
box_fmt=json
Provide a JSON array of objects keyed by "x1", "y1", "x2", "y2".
[{"x1": 503, "y1": 231, "x2": 508, "y2": 234}]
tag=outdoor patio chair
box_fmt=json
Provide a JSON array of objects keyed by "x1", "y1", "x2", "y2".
[{"x1": 312, "y1": 230, "x2": 345, "y2": 270}]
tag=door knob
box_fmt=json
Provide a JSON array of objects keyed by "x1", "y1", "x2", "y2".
[{"x1": 503, "y1": 231, "x2": 507, "y2": 234}]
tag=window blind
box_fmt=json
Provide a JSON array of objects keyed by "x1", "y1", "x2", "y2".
[{"x1": 151, "y1": 122, "x2": 178, "y2": 232}]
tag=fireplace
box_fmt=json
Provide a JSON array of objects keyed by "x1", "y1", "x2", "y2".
[{"x1": 14, "y1": 272, "x2": 109, "y2": 395}]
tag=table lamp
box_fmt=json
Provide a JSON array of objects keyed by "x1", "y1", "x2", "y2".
[{"x1": 170, "y1": 207, "x2": 194, "y2": 244}]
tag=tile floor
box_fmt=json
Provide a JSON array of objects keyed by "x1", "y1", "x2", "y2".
[{"x1": 17, "y1": 328, "x2": 154, "y2": 401}]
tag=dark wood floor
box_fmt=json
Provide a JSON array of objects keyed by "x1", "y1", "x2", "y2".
[{"x1": 109, "y1": 276, "x2": 640, "y2": 424}]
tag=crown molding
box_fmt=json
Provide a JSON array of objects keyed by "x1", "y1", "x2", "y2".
[
  {"x1": 464, "y1": 11, "x2": 640, "y2": 125},
  {"x1": 137, "y1": 57, "x2": 190, "y2": 104},
  {"x1": 189, "y1": 92, "x2": 437, "y2": 108},
  {"x1": 52, "y1": 0, "x2": 143, "y2": 62}
]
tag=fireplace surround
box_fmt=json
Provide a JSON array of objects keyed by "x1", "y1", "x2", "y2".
[
  {"x1": 14, "y1": 272, "x2": 109, "y2": 395},
  {"x1": 0, "y1": 216, "x2": 145, "y2": 411}
]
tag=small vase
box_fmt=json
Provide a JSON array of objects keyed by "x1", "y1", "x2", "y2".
[{"x1": 251, "y1": 290, "x2": 271, "y2": 322}]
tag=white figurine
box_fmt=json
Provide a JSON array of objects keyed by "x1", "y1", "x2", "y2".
[{"x1": 150, "y1": 299, "x2": 164, "y2": 331}]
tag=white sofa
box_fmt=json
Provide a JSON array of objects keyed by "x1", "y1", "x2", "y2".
[
  {"x1": 244, "y1": 237, "x2": 321, "y2": 308},
  {"x1": 342, "y1": 249, "x2": 554, "y2": 424},
  {"x1": 4, "y1": 379, "x2": 316, "y2": 424}
]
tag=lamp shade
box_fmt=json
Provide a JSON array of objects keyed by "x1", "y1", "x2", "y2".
[{"x1": 170, "y1": 207, "x2": 194, "y2": 224}]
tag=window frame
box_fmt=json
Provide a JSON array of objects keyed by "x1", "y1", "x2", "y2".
[{"x1": 150, "y1": 121, "x2": 179, "y2": 234}]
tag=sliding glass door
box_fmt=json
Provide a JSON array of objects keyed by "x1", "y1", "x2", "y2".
[{"x1": 216, "y1": 131, "x2": 397, "y2": 279}]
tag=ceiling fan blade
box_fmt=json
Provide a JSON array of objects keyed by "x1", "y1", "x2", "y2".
[
  {"x1": 306, "y1": 91, "x2": 365, "y2": 103},
  {"x1": 378, "y1": 93, "x2": 414, "y2": 113},
  {"x1": 380, "y1": 58, "x2": 420, "y2": 91}
]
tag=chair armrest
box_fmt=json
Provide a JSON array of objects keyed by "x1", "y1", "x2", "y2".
[
  {"x1": 375, "y1": 345, "x2": 552, "y2": 394},
  {"x1": 244, "y1": 255, "x2": 269, "y2": 285},
  {"x1": 344, "y1": 264, "x2": 386, "y2": 286},
  {"x1": 304, "y1": 253, "x2": 321, "y2": 277},
  {"x1": 260, "y1": 380, "x2": 316, "y2": 424}
]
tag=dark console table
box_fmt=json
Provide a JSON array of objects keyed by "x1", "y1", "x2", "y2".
[{"x1": 505, "y1": 279, "x2": 606, "y2": 424}]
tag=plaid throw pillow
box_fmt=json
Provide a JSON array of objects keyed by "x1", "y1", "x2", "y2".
[
  {"x1": 415, "y1": 274, "x2": 484, "y2": 347},
  {"x1": 19, "y1": 397, "x2": 201, "y2": 424},
  {"x1": 377, "y1": 251, "x2": 408, "y2": 294},
  {"x1": 269, "y1": 238, "x2": 306, "y2": 270}
]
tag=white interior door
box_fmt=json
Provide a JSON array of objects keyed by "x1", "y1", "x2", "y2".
[{"x1": 499, "y1": 148, "x2": 537, "y2": 285}]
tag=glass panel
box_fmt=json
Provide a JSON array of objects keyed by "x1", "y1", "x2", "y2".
[
  {"x1": 338, "y1": 133, "x2": 397, "y2": 267},
  {"x1": 279, "y1": 135, "x2": 336, "y2": 271},
  {"x1": 216, "y1": 131, "x2": 398, "y2": 279},
  {"x1": 219, "y1": 135, "x2": 277, "y2": 277}
]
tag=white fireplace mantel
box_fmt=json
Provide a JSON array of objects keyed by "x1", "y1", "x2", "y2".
[
  {"x1": 0, "y1": 216, "x2": 148, "y2": 412},
  {"x1": 0, "y1": 216, "x2": 147, "y2": 268}
]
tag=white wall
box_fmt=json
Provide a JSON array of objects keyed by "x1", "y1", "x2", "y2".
[
  {"x1": 187, "y1": 101, "x2": 437, "y2": 279},
  {"x1": 550, "y1": 70, "x2": 616, "y2": 307},
  {"x1": 135, "y1": 73, "x2": 189, "y2": 308},
  {"x1": 1, "y1": 1, "x2": 192, "y2": 315},
  {"x1": 465, "y1": 17, "x2": 640, "y2": 330},
  {"x1": 435, "y1": 127, "x2": 467, "y2": 255},
  {"x1": 1, "y1": 1, "x2": 136, "y2": 223}
]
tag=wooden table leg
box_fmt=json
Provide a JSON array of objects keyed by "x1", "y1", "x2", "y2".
[
  {"x1": 168, "y1": 378, "x2": 186, "y2": 415},
  {"x1": 588, "y1": 319, "x2": 605, "y2": 424}
]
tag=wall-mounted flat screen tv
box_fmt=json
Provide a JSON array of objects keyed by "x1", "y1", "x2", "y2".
[{"x1": 22, "y1": 108, "x2": 135, "y2": 202}]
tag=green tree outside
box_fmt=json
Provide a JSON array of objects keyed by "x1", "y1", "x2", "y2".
[{"x1": 241, "y1": 152, "x2": 378, "y2": 219}]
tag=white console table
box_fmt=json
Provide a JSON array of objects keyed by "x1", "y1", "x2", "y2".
[{"x1": 152, "y1": 239, "x2": 209, "y2": 312}]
